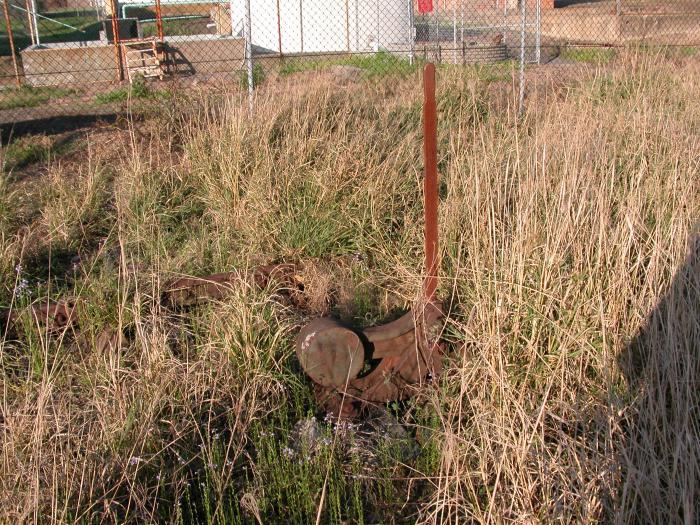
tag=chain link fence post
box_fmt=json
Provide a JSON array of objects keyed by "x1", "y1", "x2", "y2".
[
  {"x1": 243, "y1": 0, "x2": 254, "y2": 112},
  {"x1": 518, "y1": 0, "x2": 526, "y2": 116},
  {"x1": 408, "y1": 0, "x2": 415, "y2": 65},
  {"x1": 535, "y1": 0, "x2": 541, "y2": 65}
]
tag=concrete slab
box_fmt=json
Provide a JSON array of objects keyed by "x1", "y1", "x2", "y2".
[{"x1": 21, "y1": 36, "x2": 246, "y2": 87}]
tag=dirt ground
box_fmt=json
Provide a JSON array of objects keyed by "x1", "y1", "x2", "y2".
[{"x1": 557, "y1": 1, "x2": 700, "y2": 13}]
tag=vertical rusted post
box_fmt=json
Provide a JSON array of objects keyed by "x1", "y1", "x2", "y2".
[
  {"x1": 154, "y1": 0, "x2": 164, "y2": 41},
  {"x1": 423, "y1": 63, "x2": 438, "y2": 302},
  {"x1": 109, "y1": 0, "x2": 123, "y2": 81},
  {"x1": 2, "y1": 0, "x2": 21, "y2": 87},
  {"x1": 276, "y1": 0, "x2": 282, "y2": 55}
]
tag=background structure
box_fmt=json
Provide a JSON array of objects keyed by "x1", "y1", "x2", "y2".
[{"x1": 0, "y1": 0, "x2": 699, "y2": 121}]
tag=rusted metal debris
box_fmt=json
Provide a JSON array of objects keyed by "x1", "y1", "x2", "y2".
[
  {"x1": 295, "y1": 64, "x2": 445, "y2": 419},
  {"x1": 162, "y1": 264, "x2": 303, "y2": 308},
  {"x1": 3, "y1": 299, "x2": 79, "y2": 334},
  {"x1": 297, "y1": 302, "x2": 443, "y2": 418},
  {"x1": 3, "y1": 64, "x2": 445, "y2": 423},
  {"x1": 3, "y1": 264, "x2": 303, "y2": 335}
]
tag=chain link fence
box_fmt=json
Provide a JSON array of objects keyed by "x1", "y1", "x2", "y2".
[{"x1": 1, "y1": 0, "x2": 699, "y2": 122}]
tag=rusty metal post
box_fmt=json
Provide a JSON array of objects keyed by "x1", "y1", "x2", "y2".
[
  {"x1": 2, "y1": 0, "x2": 21, "y2": 87},
  {"x1": 109, "y1": 0, "x2": 123, "y2": 81},
  {"x1": 423, "y1": 63, "x2": 438, "y2": 302},
  {"x1": 154, "y1": 0, "x2": 164, "y2": 41},
  {"x1": 294, "y1": 68, "x2": 447, "y2": 416}
]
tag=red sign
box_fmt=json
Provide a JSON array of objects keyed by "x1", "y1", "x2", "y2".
[{"x1": 418, "y1": 0, "x2": 433, "y2": 14}]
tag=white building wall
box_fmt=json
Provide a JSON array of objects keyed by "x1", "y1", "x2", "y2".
[{"x1": 231, "y1": 0, "x2": 412, "y2": 54}]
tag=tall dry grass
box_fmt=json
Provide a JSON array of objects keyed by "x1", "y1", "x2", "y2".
[{"x1": 0, "y1": 49, "x2": 698, "y2": 523}]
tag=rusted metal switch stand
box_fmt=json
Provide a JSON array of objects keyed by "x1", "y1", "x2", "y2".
[{"x1": 296, "y1": 64, "x2": 444, "y2": 418}]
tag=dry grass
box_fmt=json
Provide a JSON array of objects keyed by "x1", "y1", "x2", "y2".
[{"x1": 0, "y1": 49, "x2": 699, "y2": 523}]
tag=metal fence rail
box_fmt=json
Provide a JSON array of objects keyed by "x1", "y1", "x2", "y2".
[{"x1": 0, "y1": 0, "x2": 699, "y2": 122}]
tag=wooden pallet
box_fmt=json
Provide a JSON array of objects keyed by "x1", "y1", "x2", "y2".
[{"x1": 121, "y1": 39, "x2": 165, "y2": 83}]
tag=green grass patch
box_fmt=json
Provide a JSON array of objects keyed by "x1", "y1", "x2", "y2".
[
  {"x1": 560, "y1": 47, "x2": 616, "y2": 63},
  {"x1": 465, "y1": 61, "x2": 516, "y2": 83},
  {"x1": 0, "y1": 85, "x2": 77, "y2": 110},
  {"x1": 140, "y1": 17, "x2": 209, "y2": 37},
  {"x1": 239, "y1": 63, "x2": 267, "y2": 89},
  {"x1": 0, "y1": 13, "x2": 100, "y2": 56},
  {"x1": 279, "y1": 50, "x2": 417, "y2": 79},
  {"x1": 2, "y1": 141, "x2": 50, "y2": 172},
  {"x1": 677, "y1": 46, "x2": 698, "y2": 57},
  {"x1": 94, "y1": 77, "x2": 169, "y2": 105}
]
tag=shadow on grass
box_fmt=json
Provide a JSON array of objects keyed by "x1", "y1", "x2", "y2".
[
  {"x1": 616, "y1": 237, "x2": 700, "y2": 522},
  {"x1": 0, "y1": 113, "x2": 120, "y2": 143}
]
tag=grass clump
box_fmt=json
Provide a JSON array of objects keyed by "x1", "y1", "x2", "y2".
[
  {"x1": 94, "y1": 75, "x2": 167, "y2": 104},
  {"x1": 1, "y1": 50, "x2": 699, "y2": 523},
  {"x1": 279, "y1": 50, "x2": 417, "y2": 79},
  {"x1": 0, "y1": 12, "x2": 101, "y2": 55},
  {"x1": 0, "y1": 85, "x2": 77, "y2": 110},
  {"x1": 238, "y1": 63, "x2": 267, "y2": 89},
  {"x1": 560, "y1": 46, "x2": 616, "y2": 63}
]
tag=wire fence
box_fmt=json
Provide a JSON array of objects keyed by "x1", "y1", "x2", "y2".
[{"x1": 0, "y1": 0, "x2": 699, "y2": 122}]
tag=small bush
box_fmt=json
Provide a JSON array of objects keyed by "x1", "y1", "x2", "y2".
[{"x1": 238, "y1": 63, "x2": 266, "y2": 89}]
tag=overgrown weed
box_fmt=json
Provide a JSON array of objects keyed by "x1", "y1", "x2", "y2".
[{"x1": 1, "y1": 50, "x2": 699, "y2": 523}]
